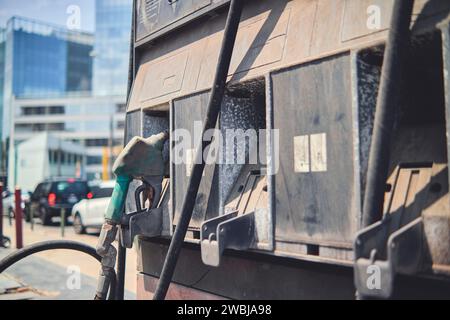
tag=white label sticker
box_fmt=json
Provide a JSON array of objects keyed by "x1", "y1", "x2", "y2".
[
  {"x1": 293, "y1": 135, "x2": 310, "y2": 173},
  {"x1": 293, "y1": 133, "x2": 327, "y2": 173},
  {"x1": 310, "y1": 133, "x2": 327, "y2": 172}
]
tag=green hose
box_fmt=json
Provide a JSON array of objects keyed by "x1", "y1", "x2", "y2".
[{"x1": 105, "y1": 175, "x2": 132, "y2": 223}]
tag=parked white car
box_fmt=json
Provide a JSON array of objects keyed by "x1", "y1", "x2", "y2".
[
  {"x1": 71, "y1": 181, "x2": 114, "y2": 234},
  {"x1": 2, "y1": 189, "x2": 31, "y2": 219}
]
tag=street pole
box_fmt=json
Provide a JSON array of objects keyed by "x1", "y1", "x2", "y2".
[
  {"x1": 0, "y1": 183, "x2": 3, "y2": 242},
  {"x1": 30, "y1": 206, "x2": 34, "y2": 231},
  {"x1": 60, "y1": 208, "x2": 65, "y2": 237},
  {"x1": 57, "y1": 140, "x2": 62, "y2": 177},
  {"x1": 14, "y1": 187, "x2": 23, "y2": 249},
  {"x1": 109, "y1": 113, "x2": 114, "y2": 179}
]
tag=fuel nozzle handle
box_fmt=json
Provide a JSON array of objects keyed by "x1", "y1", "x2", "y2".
[
  {"x1": 104, "y1": 132, "x2": 169, "y2": 224},
  {"x1": 95, "y1": 132, "x2": 169, "y2": 300}
]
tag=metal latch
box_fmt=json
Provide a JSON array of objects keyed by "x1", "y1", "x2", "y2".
[
  {"x1": 354, "y1": 165, "x2": 432, "y2": 298},
  {"x1": 200, "y1": 211, "x2": 255, "y2": 267}
]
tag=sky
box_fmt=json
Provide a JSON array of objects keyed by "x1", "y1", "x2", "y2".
[{"x1": 0, "y1": 0, "x2": 95, "y2": 32}]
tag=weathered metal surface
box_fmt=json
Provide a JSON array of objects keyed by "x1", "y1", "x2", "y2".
[
  {"x1": 137, "y1": 240, "x2": 355, "y2": 300},
  {"x1": 422, "y1": 168, "x2": 450, "y2": 275},
  {"x1": 128, "y1": 0, "x2": 450, "y2": 112},
  {"x1": 354, "y1": 121, "x2": 450, "y2": 298},
  {"x1": 218, "y1": 94, "x2": 263, "y2": 215},
  {"x1": 171, "y1": 91, "x2": 217, "y2": 229},
  {"x1": 352, "y1": 47, "x2": 383, "y2": 209},
  {"x1": 354, "y1": 164, "x2": 433, "y2": 299},
  {"x1": 136, "y1": 273, "x2": 227, "y2": 300},
  {"x1": 342, "y1": 0, "x2": 450, "y2": 42},
  {"x1": 270, "y1": 53, "x2": 356, "y2": 247},
  {"x1": 128, "y1": 0, "x2": 450, "y2": 298},
  {"x1": 142, "y1": 112, "x2": 170, "y2": 162},
  {"x1": 135, "y1": 0, "x2": 229, "y2": 44},
  {"x1": 125, "y1": 110, "x2": 142, "y2": 143},
  {"x1": 171, "y1": 87, "x2": 268, "y2": 232},
  {"x1": 137, "y1": 240, "x2": 450, "y2": 299}
]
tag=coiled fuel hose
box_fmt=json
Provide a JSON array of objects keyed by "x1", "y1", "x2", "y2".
[{"x1": 0, "y1": 240, "x2": 116, "y2": 300}]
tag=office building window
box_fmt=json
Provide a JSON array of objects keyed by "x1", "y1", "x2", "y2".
[
  {"x1": 87, "y1": 156, "x2": 102, "y2": 165},
  {"x1": 85, "y1": 138, "x2": 108, "y2": 147},
  {"x1": 116, "y1": 120, "x2": 125, "y2": 129},
  {"x1": 116, "y1": 103, "x2": 126, "y2": 113}
]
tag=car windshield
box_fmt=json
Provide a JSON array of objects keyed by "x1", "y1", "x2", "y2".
[
  {"x1": 52, "y1": 181, "x2": 88, "y2": 196},
  {"x1": 92, "y1": 186, "x2": 114, "y2": 198}
]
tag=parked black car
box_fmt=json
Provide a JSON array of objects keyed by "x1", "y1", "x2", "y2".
[{"x1": 26, "y1": 178, "x2": 90, "y2": 225}]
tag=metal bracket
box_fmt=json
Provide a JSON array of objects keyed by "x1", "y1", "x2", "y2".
[
  {"x1": 354, "y1": 216, "x2": 424, "y2": 299},
  {"x1": 119, "y1": 179, "x2": 165, "y2": 249},
  {"x1": 200, "y1": 211, "x2": 255, "y2": 267},
  {"x1": 354, "y1": 165, "x2": 433, "y2": 298},
  {"x1": 119, "y1": 207, "x2": 163, "y2": 248}
]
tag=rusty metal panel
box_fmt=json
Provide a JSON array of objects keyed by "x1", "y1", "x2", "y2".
[
  {"x1": 354, "y1": 162, "x2": 448, "y2": 298},
  {"x1": 128, "y1": 0, "x2": 450, "y2": 113},
  {"x1": 197, "y1": 3, "x2": 291, "y2": 88},
  {"x1": 125, "y1": 110, "x2": 142, "y2": 144},
  {"x1": 137, "y1": 240, "x2": 355, "y2": 299},
  {"x1": 171, "y1": 87, "x2": 267, "y2": 232},
  {"x1": 136, "y1": 0, "x2": 214, "y2": 42},
  {"x1": 309, "y1": 0, "x2": 347, "y2": 56},
  {"x1": 342, "y1": 0, "x2": 450, "y2": 43},
  {"x1": 270, "y1": 53, "x2": 356, "y2": 247},
  {"x1": 139, "y1": 51, "x2": 189, "y2": 101},
  {"x1": 137, "y1": 273, "x2": 227, "y2": 300},
  {"x1": 341, "y1": 0, "x2": 393, "y2": 42},
  {"x1": 171, "y1": 91, "x2": 218, "y2": 229}
]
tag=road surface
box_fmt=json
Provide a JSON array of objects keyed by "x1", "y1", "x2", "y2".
[{"x1": 0, "y1": 217, "x2": 136, "y2": 300}]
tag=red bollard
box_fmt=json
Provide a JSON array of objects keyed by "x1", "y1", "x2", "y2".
[
  {"x1": 0, "y1": 183, "x2": 3, "y2": 241},
  {"x1": 15, "y1": 188, "x2": 23, "y2": 249}
]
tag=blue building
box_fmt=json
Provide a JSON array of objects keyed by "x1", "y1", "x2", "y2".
[
  {"x1": 1, "y1": 17, "x2": 94, "y2": 185},
  {"x1": 1, "y1": 16, "x2": 94, "y2": 141},
  {"x1": 5, "y1": 17, "x2": 93, "y2": 98},
  {"x1": 93, "y1": 0, "x2": 132, "y2": 97},
  {"x1": 3, "y1": 1, "x2": 133, "y2": 187}
]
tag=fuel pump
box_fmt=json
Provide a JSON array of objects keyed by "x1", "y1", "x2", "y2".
[{"x1": 95, "y1": 132, "x2": 168, "y2": 300}]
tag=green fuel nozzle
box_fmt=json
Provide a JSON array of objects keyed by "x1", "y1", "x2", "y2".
[
  {"x1": 104, "y1": 132, "x2": 168, "y2": 224},
  {"x1": 95, "y1": 131, "x2": 168, "y2": 300}
]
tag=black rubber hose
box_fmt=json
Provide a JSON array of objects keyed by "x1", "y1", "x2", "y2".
[
  {"x1": 362, "y1": 0, "x2": 415, "y2": 227},
  {"x1": 0, "y1": 240, "x2": 116, "y2": 300},
  {"x1": 152, "y1": 0, "x2": 244, "y2": 300}
]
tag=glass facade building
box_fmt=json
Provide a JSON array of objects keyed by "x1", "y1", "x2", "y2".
[
  {"x1": 6, "y1": 17, "x2": 93, "y2": 98},
  {"x1": 93, "y1": 0, "x2": 132, "y2": 97},
  {"x1": 2, "y1": 16, "x2": 94, "y2": 140},
  {"x1": 4, "y1": 1, "x2": 132, "y2": 186}
]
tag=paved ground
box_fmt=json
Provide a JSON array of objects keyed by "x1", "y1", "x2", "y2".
[{"x1": 0, "y1": 217, "x2": 137, "y2": 300}]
